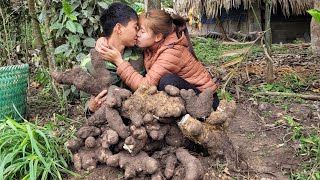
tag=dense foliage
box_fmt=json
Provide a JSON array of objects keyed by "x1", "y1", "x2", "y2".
[{"x1": 0, "y1": 0, "x2": 30, "y2": 65}]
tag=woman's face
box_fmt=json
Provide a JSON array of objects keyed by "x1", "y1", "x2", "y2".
[{"x1": 136, "y1": 23, "x2": 158, "y2": 48}]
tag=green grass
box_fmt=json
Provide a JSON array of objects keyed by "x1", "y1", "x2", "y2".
[
  {"x1": 271, "y1": 44, "x2": 290, "y2": 54},
  {"x1": 273, "y1": 116, "x2": 320, "y2": 179},
  {"x1": 192, "y1": 37, "x2": 312, "y2": 66},
  {"x1": 192, "y1": 38, "x2": 254, "y2": 65},
  {"x1": 283, "y1": 116, "x2": 320, "y2": 179},
  {"x1": 245, "y1": 73, "x2": 311, "y2": 103},
  {"x1": 217, "y1": 89, "x2": 234, "y2": 101},
  {"x1": 249, "y1": 74, "x2": 307, "y2": 93},
  {"x1": 192, "y1": 37, "x2": 265, "y2": 65},
  {"x1": 0, "y1": 117, "x2": 79, "y2": 179}
]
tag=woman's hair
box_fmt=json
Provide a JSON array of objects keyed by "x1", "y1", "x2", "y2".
[{"x1": 139, "y1": 10, "x2": 198, "y2": 60}]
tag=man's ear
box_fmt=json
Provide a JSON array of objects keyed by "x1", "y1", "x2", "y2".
[
  {"x1": 155, "y1": 33, "x2": 163, "y2": 42},
  {"x1": 114, "y1": 23, "x2": 123, "y2": 35}
]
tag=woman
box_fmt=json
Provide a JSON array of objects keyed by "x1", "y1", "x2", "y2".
[{"x1": 96, "y1": 10, "x2": 219, "y2": 110}]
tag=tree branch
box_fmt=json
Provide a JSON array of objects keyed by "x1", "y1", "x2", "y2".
[{"x1": 254, "y1": 91, "x2": 320, "y2": 101}]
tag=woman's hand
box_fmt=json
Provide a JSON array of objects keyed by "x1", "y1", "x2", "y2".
[
  {"x1": 101, "y1": 45, "x2": 124, "y2": 66},
  {"x1": 95, "y1": 37, "x2": 109, "y2": 49},
  {"x1": 88, "y1": 90, "x2": 108, "y2": 112},
  {"x1": 95, "y1": 37, "x2": 124, "y2": 66}
]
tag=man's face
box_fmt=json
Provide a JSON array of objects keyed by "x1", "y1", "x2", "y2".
[{"x1": 119, "y1": 19, "x2": 139, "y2": 47}]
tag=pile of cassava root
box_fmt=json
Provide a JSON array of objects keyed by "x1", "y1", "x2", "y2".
[{"x1": 52, "y1": 49, "x2": 238, "y2": 180}]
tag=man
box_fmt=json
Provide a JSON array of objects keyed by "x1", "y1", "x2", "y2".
[{"x1": 81, "y1": 2, "x2": 144, "y2": 113}]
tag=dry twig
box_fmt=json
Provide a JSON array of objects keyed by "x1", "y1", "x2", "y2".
[{"x1": 254, "y1": 91, "x2": 320, "y2": 101}]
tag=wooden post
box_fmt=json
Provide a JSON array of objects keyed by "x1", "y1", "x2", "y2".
[{"x1": 311, "y1": 1, "x2": 320, "y2": 55}]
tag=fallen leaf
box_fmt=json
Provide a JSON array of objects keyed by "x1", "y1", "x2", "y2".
[
  {"x1": 221, "y1": 47, "x2": 250, "y2": 57},
  {"x1": 220, "y1": 57, "x2": 243, "y2": 68},
  {"x1": 253, "y1": 146, "x2": 260, "y2": 152},
  {"x1": 312, "y1": 88, "x2": 320, "y2": 93},
  {"x1": 223, "y1": 167, "x2": 230, "y2": 175},
  {"x1": 276, "y1": 143, "x2": 285, "y2": 148}
]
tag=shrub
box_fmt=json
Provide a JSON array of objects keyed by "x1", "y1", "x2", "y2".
[{"x1": 0, "y1": 118, "x2": 78, "y2": 179}]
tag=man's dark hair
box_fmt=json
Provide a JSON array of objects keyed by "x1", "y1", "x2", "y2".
[{"x1": 100, "y1": 2, "x2": 138, "y2": 37}]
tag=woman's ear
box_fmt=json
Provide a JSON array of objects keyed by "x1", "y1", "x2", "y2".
[{"x1": 154, "y1": 33, "x2": 164, "y2": 42}]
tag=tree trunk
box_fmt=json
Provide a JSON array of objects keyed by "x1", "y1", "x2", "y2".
[
  {"x1": 264, "y1": 0, "x2": 273, "y2": 84},
  {"x1": 264, "y1": 0, "x2": 272, "y2": 54},
  {"x1": 144, "y1": 0, "x2": 161, "y2": 11},
  {"x1": 311, "y1": 1, "x2": 320, "y2": 55},
  {"x1": 43, "y1": 0, "x2": 56, "y2": 71},
  {"x1": 28, "y1": 0, "x2": 49, "y2": 67}
]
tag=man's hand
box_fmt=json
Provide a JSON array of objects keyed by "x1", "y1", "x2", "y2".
[{"x1": 88, "y1": 90, "x2": 108, "y2": 112}]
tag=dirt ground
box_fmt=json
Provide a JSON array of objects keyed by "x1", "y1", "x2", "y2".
[
  {"x1": 63, "y1": 100, "x2": 318, "y2": 180},
  {"x1": 28, "y1": 44, "x2": 319, "y2": 180}
]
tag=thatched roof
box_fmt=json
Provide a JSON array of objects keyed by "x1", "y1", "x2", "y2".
[{"x1": 173, "y1": 0, "x2": 314, "y2": 18}]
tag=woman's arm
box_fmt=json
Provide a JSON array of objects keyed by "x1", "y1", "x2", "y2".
[
  {"x1": 97, "y1": 45, "x2": 182, "y2": 91},
  {"x1": 95, "y1": 38, "x2": 124, "y2": 66},
  {"x1": 117, "y1": 51, "x2": 182, "y2": 90}
]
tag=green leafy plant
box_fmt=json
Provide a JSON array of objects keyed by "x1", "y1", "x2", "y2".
[
  {"x1": 49, "y1": 0, "x2": 108, "y2": 60},
  {"x1": 284, "y1": 116, "x2": 302, "y2": 139},
  {"x1": 48, "y1": 0, "x2": 146, "y2": 66},
  {"x1": 34, "y1": 68, "x2": 50, "y2": 86},
  {"x1": 281, "y1": 115, "x2": 320, "y2": 179},
  {"x1": 307, "y1": 9, "x2": 320, "y2": 24},
  {"x1": 0, "y1": 117, "x2": 78, "y2": 179},
  {"x1": 250, "y1": 83, "x2": 292, "y2": 94},
  {"x1": 162, "y1": 0, "x2": 174, "y2": 8},
  {"x1": 47, "y1": 0, "x2": 114, "y2": 65},
  {"x1": 131, "y1": 2, "x2": 144, "y2": 15},
  {"x1": 290, "y1": 129, "x2": 320, "y2": 179},
  {"x1": 246, "y1": 73, "x2": 308, "y2": 103},
  {"x1": 217, "y1": 89, "x2": 234, "y2": 101}
]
